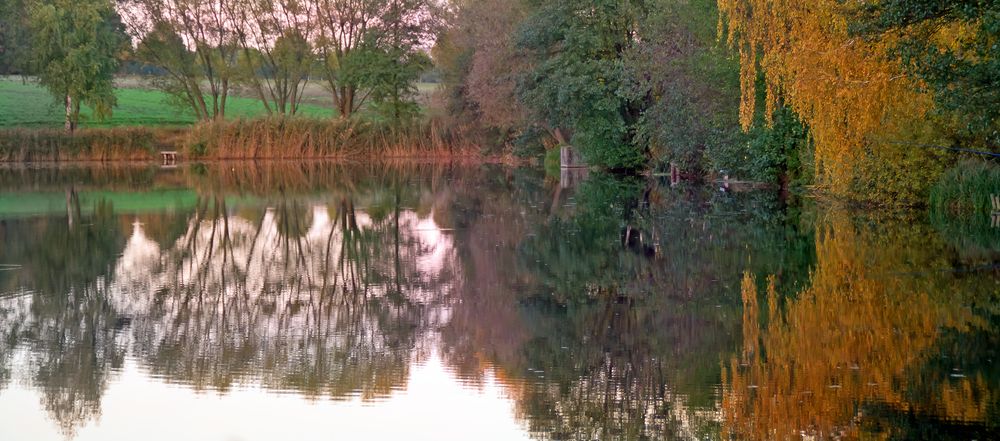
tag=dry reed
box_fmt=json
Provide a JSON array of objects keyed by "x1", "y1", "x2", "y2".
[
  {"x1": 0, "y1": 127, "x2": 169, "y2": 162},
  {"x1": 0, "y1": 118, "x2": 484, "y2": 163},
  {"x1": 184, "y1": 117, "x2": 482, "y2": 160}
]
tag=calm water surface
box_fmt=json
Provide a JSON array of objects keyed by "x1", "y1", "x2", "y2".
[{"x1": 0, "y1": 163, "x2": 997, "y2": 440}]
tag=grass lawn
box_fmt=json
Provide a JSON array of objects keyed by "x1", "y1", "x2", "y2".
[
  {"x1": 0, "y1": 78, "x2": 441, "y2": 129},
  {"x1": 0, "y1": 78, "x2": 337, "y2": 129}
]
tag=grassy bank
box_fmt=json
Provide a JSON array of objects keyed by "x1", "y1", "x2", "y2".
[{"x1": 927, "y1": 160, "x2": 1000, "y2": 262}]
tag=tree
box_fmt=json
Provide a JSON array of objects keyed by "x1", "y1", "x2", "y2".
[
  {"x1": 433, "y1": 0, "x2": 530, "y2": 129},
  {"x1": 121, "y1": 0, "x2": 240, "y2": 120},
  {"x1": 515, "y1": 0, "x2": 649, "y2": 170},
  {"x1": 312, "y1": 0, "x2": 439, "y2": 119},
  {"x1": 716, "y1": 0, "x2": 953, "y2": 204},
  {"x1": 351, "y1": 40, "x2": 432, "y2": 123},
  {"x1": 850, "y1": 0, "x2": 1000, "y2": 149},
  {"x1": 29, "y1": 0, "x2": 123, "y2": 132},
  {"x1": 348, "y1": 0, "x2": 438, "y2": 123},
  {"x1": 228, "y1": 0, "x2": 316, "y2": 115}
]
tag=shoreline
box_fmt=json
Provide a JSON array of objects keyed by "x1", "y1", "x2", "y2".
[{"x1": 0, "y1": 118, "x2": 495, "y2": 163}]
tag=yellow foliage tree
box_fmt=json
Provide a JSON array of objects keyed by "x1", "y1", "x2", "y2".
[{"x1": 717, "y1": 0, "x2": 951, "y2": 203}]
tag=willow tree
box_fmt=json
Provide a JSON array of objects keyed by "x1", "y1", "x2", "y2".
[
  {"x1": 29, "y1": 0, "x2": 123, "y2": 132},
  {"x1": 851, "y1": 0, "x2": 1000, "y2": 150},
  {"x1": 716, "y1": 0, "x2": 951, "y2": 203}
]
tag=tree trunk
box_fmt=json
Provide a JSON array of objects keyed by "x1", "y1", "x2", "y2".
[
  {"x1": 64, "y1": 94, "x2": 74, "y2": 133},
  {"x1": 220, "y1": 78, "x2": 229, "y2": 118}
]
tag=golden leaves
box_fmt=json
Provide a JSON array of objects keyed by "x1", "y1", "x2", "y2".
[{"x1": 718, "y1": 0, "x2": 937, "y2": 198}]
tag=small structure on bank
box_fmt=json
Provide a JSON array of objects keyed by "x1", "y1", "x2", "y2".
[{"x1": 160, "y1": 151, "x2": 179, "y2": 166}]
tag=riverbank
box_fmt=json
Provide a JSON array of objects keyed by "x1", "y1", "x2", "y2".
[{"x1": 0, "y1": 118, "x2": 484, "y2": 162}]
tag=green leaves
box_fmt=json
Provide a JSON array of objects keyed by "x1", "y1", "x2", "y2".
[
  {"x1": 344, "y1": 35, "x2": 432, "y2": 123},
  {"x1": 29, "y1": 0, "x2": 123, "y2": 129},
  {"x1": 516, "y1": 0, "x2": 648, "y2": 170}
]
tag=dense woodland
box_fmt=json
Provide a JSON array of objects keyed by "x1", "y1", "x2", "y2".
[{"x1": 0, "y1": 0, "x2": 998, "y2": 204}]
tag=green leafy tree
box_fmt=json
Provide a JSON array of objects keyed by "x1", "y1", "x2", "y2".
[
  {"x1": 349, "y1": 39, "x2": 432, "y2": 123},
  {"x1": 29, "y1": 0, "x2": 123, "y2": 132},
  {"x1": 122, "y1": 0, "x2": 239, "y2": 120},
  {"x1": 343, "y1": 0, "x2": 439, "y2": 123},
  {"x1": 516, "y1": 0, "x2": 648, "y2": 170},
  {"x1": 228, "y1": 0, "x2": 315, "y2": 116}
]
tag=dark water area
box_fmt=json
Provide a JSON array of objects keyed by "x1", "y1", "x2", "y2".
[{"x1": 0, "y1": 163, "x2": 996, "y2": 440}]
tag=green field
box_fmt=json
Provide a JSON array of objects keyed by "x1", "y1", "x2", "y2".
[
  {"x1": 0, "y1": 78, "x2": 337, "y2": 128},
  {"x1": 0, "y1": 78, "x2": 440, "y2": 129}
]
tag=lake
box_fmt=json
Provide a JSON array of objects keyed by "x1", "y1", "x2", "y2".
[{"x1": 0, "y1": 163, "x2": 997, "y2": 440}]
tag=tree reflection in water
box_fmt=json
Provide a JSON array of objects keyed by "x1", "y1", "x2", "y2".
[
  {"x1": 0, "y1": 164, "x2": 996, "y2": 440},
  {"x1": 724, "y1": 211, "x2": 1000, "y2": 440},
  {"x1": 0, "y1": 166, "x2": 459, "y2": 434},
  {"x1": 111, "y1": 187, "x2": 457, "y2": 398},
  {"x1": 0, "y1": 195, "x2": 127, "y2": 435},
  {"x1": 442, "y1": 172, "x2": 815, "y2": 440}
]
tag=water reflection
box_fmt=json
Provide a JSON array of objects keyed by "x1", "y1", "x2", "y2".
[
  {"x1": 0, "y1": 163, "x2": 997, "y2": 440},
  {"x1": 724, "y1": 211, "x2": 1000, "y2": 440}
]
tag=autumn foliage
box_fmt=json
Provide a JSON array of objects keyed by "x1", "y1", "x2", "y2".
[{"x1": 716, "y1": 0, "x2": 992, "y2": 203}]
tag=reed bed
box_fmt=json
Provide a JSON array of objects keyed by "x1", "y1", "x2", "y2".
[
  {"x1": 928, "y1": 159, "x2": 1000, "y2": 218},
  {"x1": 184, "y1": 117, "x2": 482, "y2": 160},
  {"x1": 0, "y1": 127, "x2": 166, "y2": 162},
  {"x1": 0, "y1": 117, "x2": 484, "y2": 163}
]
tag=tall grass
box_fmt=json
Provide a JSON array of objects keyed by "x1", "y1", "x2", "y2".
[
  {"x1": 928, "y1": 159, "x2": 1000, "y2": 217},
  {"x1": 0, "y1": 127, "x2": 172, "y2": 162},
  {"x1": 183, "y1": 117, "x2": 481, "y2": 159},
  {"x1": 0, "y1": 117, "x2": 485, "y2": 163},
  {"x1": 928, "y1": 159, "x2": 1000, "y2": 263}
]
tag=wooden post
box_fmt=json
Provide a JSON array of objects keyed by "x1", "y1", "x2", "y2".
[
  {"x1": 992, "y1": 195, "x2": 1000, "y2": 228},
  {"x1": 160, "y1": 151, "x2": 179, "y2": 166}
]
